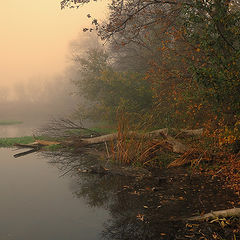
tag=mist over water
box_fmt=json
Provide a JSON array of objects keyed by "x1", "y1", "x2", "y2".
[
  {"x1": 0, "y1": 74, "x2": 78, "y2": 129},
  {"x1": 0, "y1": 32, "x2": 102, "y2": 134}
]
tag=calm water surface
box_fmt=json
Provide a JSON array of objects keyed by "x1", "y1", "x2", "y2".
[
  {"x1": 0, "y1": 125, "x2": 163, "y2": 240},
  {"x1": 0, "y1": 148, "x2": 109, "y2": 240}
]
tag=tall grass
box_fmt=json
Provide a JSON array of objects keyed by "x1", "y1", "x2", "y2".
[{"x1": 110, "y1": 112, "x2": 164, "y2": 166}]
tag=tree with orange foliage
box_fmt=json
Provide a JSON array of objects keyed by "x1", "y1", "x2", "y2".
[{"x1": 62, "y1": 0, "x2": 240, "y2": 150}]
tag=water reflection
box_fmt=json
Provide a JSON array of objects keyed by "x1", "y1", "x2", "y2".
[
  {"x1": 0, "y1": 124, "x2": 190, "y2": 239},
  {"x1": 67, "y1": 172, "x2": 180, "y2": 240},
  {"x1": 47, "y1": 151, "x2": 239, "y2": 240},
  {"x1": 3, "y1": 147, "x2": 236, "y2": 240},
  {"x1": 45, "y1": 151, "x2": 182, "y2": 240},
  {"x1": 0, "y1": 148, "x2": 109, "y2": 240}
]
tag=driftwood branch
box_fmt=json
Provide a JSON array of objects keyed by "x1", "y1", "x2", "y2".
[
  {"x1": 14, "y1": 149, "x2": 39, "y2": 158},
  {"x1": 14, "y1": 143, "x2": 40, "y2": 149},
  {"x1": 188, "y1": 208, "x2": 240, "y2": 221}
]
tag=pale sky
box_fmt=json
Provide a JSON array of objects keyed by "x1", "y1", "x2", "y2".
[{"x1": 0, "y1": 0, "x2": 108, "y2": 88}]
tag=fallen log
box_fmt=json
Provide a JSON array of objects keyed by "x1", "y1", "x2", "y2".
[
  {"x1": 188, "y1": 208, "x2": 240, "y2": 221},
  {"x1": 14, "y1": 143, "x2": 40, "y2": 149},
  {"x1": 34, "y1": 140, "x2": 61, "y2": 146},
  {"x1": 80, "y1": 128, "x2": 188, "y2": 154},
  {"x1": 13, "y1": 128, "x2": 193, "y2": 158},
  {"x1": 13, "y1": 140, "x2": 61, "y2": 158},
  {"x1": 81, "y1": 128, "x2": 169, "y2": 145},
  {"x1": 150, "y1": 129, "x2": 188, "y2": 153},
  {"x1": 81, "y1": 133, "x2": 119, "y2": 145},
  {"x1": 148, "y1": 128, "x2": 169, "y2": 137}
]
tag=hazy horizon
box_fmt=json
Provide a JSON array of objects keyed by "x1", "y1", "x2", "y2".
[{"x1": 0, "y1": 0, "x2": 108, "y2": 122}]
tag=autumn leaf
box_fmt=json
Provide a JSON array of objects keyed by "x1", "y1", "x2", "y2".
[{"x1": 136, "y1": 213, "x2": 144, "y2": 221}]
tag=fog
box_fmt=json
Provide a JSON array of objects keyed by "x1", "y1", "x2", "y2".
[
  {"x1": 0, "y1": 0, "x2": 108, "y2": 126},
  {"x1": 0, "y1": 75, "x2": 78, "y2": 125}
]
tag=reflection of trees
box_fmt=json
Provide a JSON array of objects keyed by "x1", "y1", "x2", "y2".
[
  {"x1": 101, "y1": 189, "x2": 181, "y2": 240},
  {"x1": 44, "y1": 151, "x2": 131, "y2": 208},
  {"x1": 42, "y1": 152, "x2": 240, "y2": 239},
  {"x1": 102, "y1": 193, "x2": 154, "y2": 240},
  {"x1": 69, "y1": 169, "x2": 161, "y2": 240},
  {"x1": 102, "y1": 219, "x2": 159, "y2": 240},
  {"x1": 44, "y1": 151, "x2": 179, "y2": 240},
  {"x1": 71, "y1": 174, "x2": 129, "y2": 209},
  {"x1": 75, "y1": 172, "x2": 177, "y2": 240}
]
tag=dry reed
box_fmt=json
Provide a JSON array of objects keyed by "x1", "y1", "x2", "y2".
[{"x1": 110, "y1": 111, "x2": 166, "y2": 166}]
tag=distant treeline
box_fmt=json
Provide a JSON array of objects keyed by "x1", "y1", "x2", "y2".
[{"x1": 0, "y1": 76, "x2": 77, "y2": 122}]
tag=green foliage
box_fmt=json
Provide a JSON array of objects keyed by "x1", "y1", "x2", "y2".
[
  {"x1": 183, "y1": 0, "x2": 240, "y2": 123},
  {"x1": 73, "y1": 48, "x2": 153, "y2": 123},
  {"x1": 0, "y1": 136, "x2": 34, "y2": 147},
  {"x1": 73, "y1": 48, "x2": 109, "y2": 101}
]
